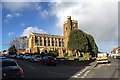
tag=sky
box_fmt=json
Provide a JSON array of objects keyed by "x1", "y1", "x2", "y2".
[{"x1": 1, "y1": 0, "x2": 119, "y2": 53}]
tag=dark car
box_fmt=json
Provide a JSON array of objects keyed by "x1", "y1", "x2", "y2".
[
  {"x1": 0, "y1": 54, "x2": 7, "y2": 59},
  {"x1": 2, "y1": 59, "x2": 24, "y2": 79},
  {"x1": 8, "y1": 53, "x2": 17, "y2": 58},
  {"x1": 40, "y1": 56, "x2": 57, "y2": 66}
]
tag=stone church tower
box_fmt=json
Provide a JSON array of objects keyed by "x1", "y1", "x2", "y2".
[
  {"x1": 63, "y1": 16, "x2": 78, "y2": 56},
  {"x1": 63, "y1": 16, "x2": 78, "y2": 48}
]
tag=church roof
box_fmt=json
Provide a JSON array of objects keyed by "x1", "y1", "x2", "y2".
[{"x1": 33, "y1": 32, "x2": 64, "y2": 38}]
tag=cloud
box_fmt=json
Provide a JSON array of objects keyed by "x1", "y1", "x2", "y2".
[
  {"x1": 21, "y1": 27, "x2": 47, "y2": 37},
  {"x1": 6, "y1": 14, "x2": 13, "y2": 18},
  {"x1": 4, "y1": 13, "x2": 22, "y2": 22},
  {"x1": 15, "y1": 13, "x2": 22, "y2": 17},
  {"x1": 39, "y1": 10, "x2": 49, "y2": 18},
  {"x1": 8, "y1": 32, "x2": 14, "y2": 36},
  {"x1": 50, "y1": 1, "x2": 118, "y2": 43}
]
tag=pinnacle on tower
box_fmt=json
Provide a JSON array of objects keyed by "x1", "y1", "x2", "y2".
[{"x1": 67, "y1": 16, "x2": 71, "y2": 20}]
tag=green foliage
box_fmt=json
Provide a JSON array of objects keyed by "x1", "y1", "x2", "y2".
[
  {"x1": 40, "y1": 52, "x2": 46, "y2": 57},
  {"x1": 47, "y1": 51, "x2": 58, "y2": 57},
  {"x1": 68, "y1": 29, "x2": 98, "y2": 55},
  {"x1": 68, "y1": 29, "x2": 89, "y2": 52},
  {"x1": 64, "y1": 53, "x2": 68, "y2": 57},
  {"x1": 8, "y1": 45, "x2": 17, "y2": 54},
  {"x1": 86, "y1": 34, "x2": 98, "y2": 53}
]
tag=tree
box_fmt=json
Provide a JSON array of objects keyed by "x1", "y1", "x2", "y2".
[
  {"x1": 68, "y1": 29, "x2": 89, "y2": 53},
  {"x1": 68, "y1": 29, "x2": 98, "y2": 57},
  {"x1": 8, "y1": 45, "x2": 17, "y2": 54},
  {"x1": 9, "y1": 36, "x2": 27, "y2": 50},
  {"x1": 86, "y1": 34, "x2": 98, "y2": 57}
]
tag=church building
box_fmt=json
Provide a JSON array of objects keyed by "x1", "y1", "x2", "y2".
[{"x1": 26, "y1": 16, "x2": 78, "y2": 56}]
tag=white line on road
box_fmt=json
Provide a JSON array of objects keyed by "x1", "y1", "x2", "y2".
[
  {"x1": 81, "y1": 70, "x2": 90, "y2": 78},
  {"x1": 74, "y1": 76, "x2": 78, "y2": 78},
  {"x1": 72, "y1": 66, "x2": 90, "y2": 78}
]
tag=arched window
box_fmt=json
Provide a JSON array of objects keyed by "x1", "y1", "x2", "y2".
[
  {"x1": 59, "y1": 39, "x2": 61, "y2": 47},
  {"x1": 44, "y1": 38, "x2": 46, "y2": 46},
  {"x1": 48, "y1": 38, "x2": 50, "y2": 46},
  {"x1": 52, "y1": 38, "x2": 54, "y2": 46},
  {"x1": 40, "y1": 37, "x2": 42, "y2": 46}
]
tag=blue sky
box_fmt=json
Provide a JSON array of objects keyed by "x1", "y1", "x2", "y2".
[{"x1": 1, "y1": 1, "x2": 118, "y2": 53}]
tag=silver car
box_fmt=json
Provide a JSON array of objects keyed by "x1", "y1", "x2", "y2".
[
  {"x1": 29, "y1": 55, "x2": 42, "y2": 62},
  {"x1": 23, "y1": 54, "x2": 31, "y2": 60}
]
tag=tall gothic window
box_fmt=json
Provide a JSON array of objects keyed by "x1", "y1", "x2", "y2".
[
  {"x1": 48, "y1": 38, "x2": 50, "y2": 46},
  {"x1": 52, "y1": 38, "x2": 54, "y2": 46},
  {"x1": 59, "y1": 39, "x2": 61, "y2": 47},
  {"x1": 44, "y1": 38, "x2": 46, "y2": 46},
  {"x1": 40, "y1": 37, "x2": 42, "y2": 46},
  {"x1": 55, "y1": 38, "x2": 57, "y2": 46},
  {"x1": 36, "y1": 37, "x2": 39, "y2": 46}
]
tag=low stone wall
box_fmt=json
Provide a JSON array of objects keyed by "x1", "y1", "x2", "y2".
[{"x1": 57, "y1": 58, "x2": 96, "y2": 66}]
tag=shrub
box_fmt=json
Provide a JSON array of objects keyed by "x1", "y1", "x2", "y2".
[
  {"x1": 40, "y1": 52, "x2": 46, "y2": 57},
  {"x1": 47, "y1": 51, "x2": 58, "y2": 57}
]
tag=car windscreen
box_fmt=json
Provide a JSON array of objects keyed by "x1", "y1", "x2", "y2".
[{"x1": 2, "y1": 61, "x2": 17, "y2": 67}]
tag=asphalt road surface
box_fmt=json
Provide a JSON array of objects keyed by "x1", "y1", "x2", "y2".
[
  {"x1": 14, "y1": 57, "x2": 120, "y2": 79},
  {"x1": 14, "y1": 58, "x2": 87, "y2": 79},
  {"x1": 72, "y1": 57, "x2": 120, "y2": 79}
]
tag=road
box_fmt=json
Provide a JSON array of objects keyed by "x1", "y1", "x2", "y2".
[
  {"x1": 72, "y1": 57, "x2": 120, "y2": 79},
  {"x1": 14, "y1": 58, "x2": 87, "y2": 79},
  {"x1": 14, "y1": 57, "x2": 120, "y2": 79}
]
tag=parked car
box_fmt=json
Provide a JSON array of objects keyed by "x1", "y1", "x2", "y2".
[
  {"x1": 40, "y1": 56, "x2": 57, "y2": 66},
  {"x1": 0, "y1": 56, "x2": 7, "y2": 59},
  {"x1": 23, "y1": 54, "x2": 31, "y2": 60},
  {"x1": 29, "y1": 55, "x2": 42, "y2": 62},
  {"x1": 16, "y1": 54, "x2": 23, "y2": 59},
  {"x1": 1, "y1": 59, "x2": 24, "y2": 79},
  {"x1": 8, "y1": 54, "x2": 17, "y2": 58},
  {"x1": 19, "y1": 54, "x2": 25, "y2": 59}
]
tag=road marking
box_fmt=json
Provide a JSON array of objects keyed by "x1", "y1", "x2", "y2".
[
  {"x1": 74, "y1": 76, "x2": 78, "y2": 78},
  {"x1": 71, "y1": 66, "x2": 90, "y2": 78},
  {"x1": 77, "y1": 74, "x2": 80, "y2": 76},
  {"x1": 81, "y1": 70, "x2": 90, "y2": 78}
]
